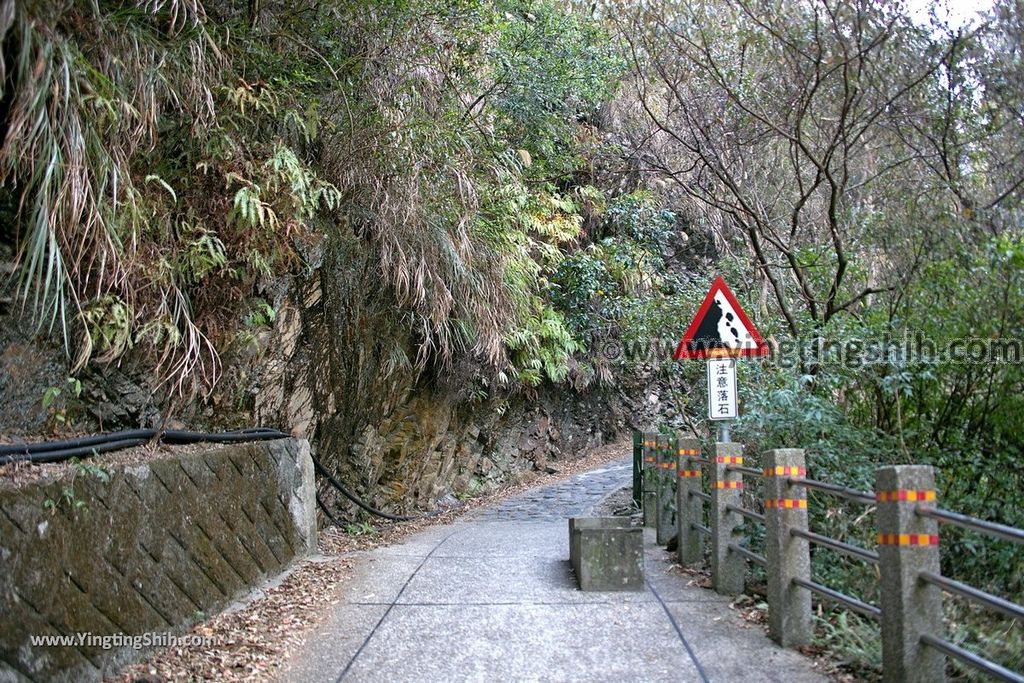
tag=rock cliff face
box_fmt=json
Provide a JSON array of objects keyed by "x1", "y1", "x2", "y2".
[
  {"x1": 244, "y1": 235, "x2": 631, "y2": 516},
  {"x1": 0, "y1": 246, "x2": 66, "y2": 434},
  {"x1": 0, "y1": 233, "x2": 638, "y2": 520}
]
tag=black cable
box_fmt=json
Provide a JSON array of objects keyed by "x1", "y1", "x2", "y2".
[
  {"x1": 0, "y1": 430, "x2": 156, "y2": 456},
  {"x1": 3, "y1": 438, "x2": 152, "y2": 464},
  {"x1": 162, "y1": 429, "x2": 292, "y2": 444},
  {"x1": 1, "y1": 427, "x2": 458, "y2": 524},
  {"x1": 646, "y1": 578, "x2": 711, "y2": 682},
  {"x1": 311, "y1": 457, "x2": 461, "y2": 524},
  {"x1": 310, "y1": 454, "x2": 464, "y2": 524},
  {"x1": 0, "y1": 428, "x2": 293, "y2": 460},
  {"x1": 316, "y1": 494, "x2": 345, "y2": 528},
  {"x1": 1, "y1": 430, "x2": 294, "y2": 461},
  {"x1": 310, "y1": 454, "x2": 420, "y2": 522}
]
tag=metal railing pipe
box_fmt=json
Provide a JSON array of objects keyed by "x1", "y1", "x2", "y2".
[
  {"x1": 789, "y1": 528, "x2": 879, "y2": 564},
  {"x1": 791, "y1": 577, "x2": 882, "y2": 619},
  {"x1": 728, "y1": 542, "x2": 767, "y2": 566},
  {"x1": 920, "y1": 634, "x2": 1024, "y2": 683},
  {"x1": 916, "y1": 506, "x2": 1024, "y2": 545},
  {"x1": 791, "y1": 477, "x2": 875, "y2": 505},
  {"x1": 918, "y1": 571, "x2": 1024, "y2": 624},
  {"x1": 727, "y1": 504, "x2": 765, "y2": 524}
]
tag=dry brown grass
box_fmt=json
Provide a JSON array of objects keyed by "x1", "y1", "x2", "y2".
[{"x1": 1, "y1": 0, "x2": 223, "y2": 395}]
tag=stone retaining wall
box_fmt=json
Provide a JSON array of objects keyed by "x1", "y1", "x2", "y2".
[{"x1": 0, "y1": 438, "x2": 316, "y2": 682}]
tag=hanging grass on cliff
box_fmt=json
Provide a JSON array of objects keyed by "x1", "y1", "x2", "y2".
[{"x1": 0, "y1": 0, "x2": 625, "y2": 398}]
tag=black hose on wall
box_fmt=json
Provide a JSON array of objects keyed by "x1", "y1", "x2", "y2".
[
  {"x1": 310, "y1": 455, "x2": 421, "y2": 522},
  {"x1": 0, "y1": 428, "x2": 441, "y2": 523},
  {"x1": 0, "y1": 427, "x2": 289, "y2": 463}
]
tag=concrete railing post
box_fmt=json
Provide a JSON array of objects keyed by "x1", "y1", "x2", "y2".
[
  {"x1": 675, "y1": 436, "x2": 703, "y2": 565},
  {"x1": 762, "y1": 449, "x2": 812, "y2": 647},
  {"x1": 642, "y1": 430, "x2": 658, "y2": 528},
  {"x1": 656, "y1": 434, "x2": 677, "y2": 545},
  {"x1": 876, "y1": 466, "x2": 944, "y2": 683},
  {"x1": 710, "y1": 441, "x2": 745, "y2": 595},
  {"x1": 632, "y1": 430, "x2": 642, "y2": 509}
]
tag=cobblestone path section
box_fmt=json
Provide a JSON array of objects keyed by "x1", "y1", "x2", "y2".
[
  {"x1": 470, "y1": 457, "x2": 631, "y2": 522},
  {"x1": 279, "y1": 450, "x2": 828, "y2": 683}
]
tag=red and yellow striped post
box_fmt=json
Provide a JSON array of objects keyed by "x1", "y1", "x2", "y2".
[
  {"x1": 762, "y1": 449, "x2": 811, "y2": 647},
  {"x1": 675, "y1": 437, "x2": 703, "y2": 565},
  {"x1": 710, "y1": 441, "x2": 744, "y2": 595},
  {"x1": 875, "y1": 466, "x2": 943, "y2": 683}
]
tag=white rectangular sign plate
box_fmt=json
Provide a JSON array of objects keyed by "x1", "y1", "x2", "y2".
[{"x1": 706, "y1": 358, "x2": 738, "y2": 420}]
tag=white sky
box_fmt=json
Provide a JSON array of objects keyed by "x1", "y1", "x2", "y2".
[{"x1": 906, "y1": 0, "x2": 994, "y2": 30}]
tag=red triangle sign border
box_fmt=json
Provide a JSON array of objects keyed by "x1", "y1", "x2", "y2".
[{"x1": 673, "y1": 275, "x2": 770, "y2": 360}]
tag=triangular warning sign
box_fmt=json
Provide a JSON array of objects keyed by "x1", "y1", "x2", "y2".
[{"x1": 674, "y1": 276, "x2": 769, "y2": 360}]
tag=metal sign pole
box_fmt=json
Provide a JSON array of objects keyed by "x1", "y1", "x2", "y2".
[{"x1": 718, "y1": 420, "x2": 731, "y2": 443}]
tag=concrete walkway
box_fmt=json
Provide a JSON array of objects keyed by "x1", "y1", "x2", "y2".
[{"x1": 279, "y1": 455, "x2": 829, "y2": 683}]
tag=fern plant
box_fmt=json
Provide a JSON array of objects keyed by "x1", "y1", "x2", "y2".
[{"x1": 505, "y1": 300, "x2": 580, "y2": 386}]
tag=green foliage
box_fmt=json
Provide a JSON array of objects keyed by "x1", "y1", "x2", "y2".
[
  {"x1": 549, "y1": 191, "x2": 677, "y2": 340},
  {"x1": 81, "y1": 296, "x2": 134, "y2": 363},
  {"x1": 41, "y1": 377, "x2": 83, "y2": 428},
  {"x1": 900, "y1": 235, "x2": 1024, "y2": 453},
  {"x1": 243, "y1": 299, "x2": 276, "y2": 328},
  {"x1": 228, "y1": 186, "x2": 277, "y2": 232},
  {"x1": 602, "y1": 191, "x2": 675, "y2": 247},
  {"x1": 343, "y1": 521, "x2": 377, "y2": 536},
  {"x1": 0, "y1": 0, "x2": 623, "y2": 397},
  {"x1": 946, "y1": 600, "x2": 1024, "y2": 680},
  {"x1": 482, "y1": 1, "x2": 624, "y2": 173},
  {"x1": 42, "y1": 487, "x2": 85, "y2": 514},
  {"x1": 177, "y1": 227, "x2": 228, "y2": 285},
  {"x1": 40, "y1": 387, "x2": 61, "y2": 411},
  {"x1": 548, "y1": 245, "x2": 617, "y2": 332},
  {"x1": 74, "y1": 460, "x2": 111, "y2": 484},
  {"x1": 0, "y1": 0, "x2": 221, "y2": 388},
  {"x1": 724, "y1": 230, "x2": 1024, "y2": 601},
  {"x1": 504, "y1": 302, "x2": 580, "y2": 386},
  {"x1": 727, "y1": 233, "x2": 1024, "y2": 671},
  {"x1": 615, "y1": 0, "x2": 1024, "y2": 674},
  {"x1": 814, "y1": 610, "x2": 882, "y2": 680},
  {"x1": 41, "y1": 458, "x2": 108, "y2": 515}
]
